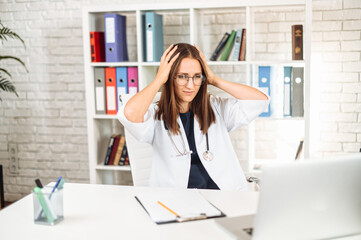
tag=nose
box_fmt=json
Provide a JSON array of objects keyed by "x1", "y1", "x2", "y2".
[{"x1": 185, "y1": 77, "x2": 195, "y2": 88}]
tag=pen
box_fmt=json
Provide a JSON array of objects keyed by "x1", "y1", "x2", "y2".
[
  {"x1": 51, "y1": 176, "x2": 62, "y2": 195},
  {"x1": 157, "y1": 201, "x2": 179, "y2": 217}
]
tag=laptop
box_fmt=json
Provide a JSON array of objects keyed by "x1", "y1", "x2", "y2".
[{"x1": 215, "y1": 154, "x2": 361, "y2": 240}]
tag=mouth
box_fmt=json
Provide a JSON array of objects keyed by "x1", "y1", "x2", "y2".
[{"x1": 183, "y1": 91, "x2": 194, "y2": 95}]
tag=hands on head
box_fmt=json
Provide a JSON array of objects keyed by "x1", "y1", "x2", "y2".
[{"x1": 155, "y1": 43, "x2": 217, "y2": 86}]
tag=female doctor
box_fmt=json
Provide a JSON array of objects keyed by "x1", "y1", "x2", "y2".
[{"x1": 118, "y1": 43, "x2": 270, "y2": 191}]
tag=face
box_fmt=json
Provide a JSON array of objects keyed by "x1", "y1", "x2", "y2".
[{"x1": 174, "y1": 58, "x2": 202, "y2": 113}]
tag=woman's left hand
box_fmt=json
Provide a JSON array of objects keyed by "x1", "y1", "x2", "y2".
[{"x1": 194, "y1": 45, "x2": 217, "y2": 85}]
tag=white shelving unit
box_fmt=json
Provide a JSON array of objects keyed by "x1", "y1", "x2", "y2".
[{"x1": 82, "y1": 0, "x2": 312, "y2": 184}]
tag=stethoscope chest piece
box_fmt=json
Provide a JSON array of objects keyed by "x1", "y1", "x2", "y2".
[{"x1": 203, "y1": 150, "x2": 213, "y2": 162}]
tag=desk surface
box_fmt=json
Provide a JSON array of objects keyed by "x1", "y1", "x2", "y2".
[{"x1": 0, "y1": 183, "x2": 259, "y2": 240}]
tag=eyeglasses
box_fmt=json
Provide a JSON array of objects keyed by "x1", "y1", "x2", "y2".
[{"x1": 175, "y1": 74, "x2": 205, "y2": 86}]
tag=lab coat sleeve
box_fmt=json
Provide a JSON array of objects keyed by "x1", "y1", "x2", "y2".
[
  {"x1": 211, "y1": 93, "x2": 271, "y2": 132},
  {"x1": 117, "y1": 103, "x2": 156, "y2": 144}
]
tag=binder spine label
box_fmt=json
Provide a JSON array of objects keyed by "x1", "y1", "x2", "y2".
[
  {"x1": 107, "y1": 86, "x2": 116, "y2": 110},
  {"x1": 129, "y1": 87, "x2": 138, "y2": 94},
  {"x1": 147, "y1": 29, "x2": 154, "y2": 62},
  {"x1": 96, "y1": 87, "x2": 105, "y2": 111},
  {"x1": 105, "y1": 18, "x2": 115, "y2": 43}
]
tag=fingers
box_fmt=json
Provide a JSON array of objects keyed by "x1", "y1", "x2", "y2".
[
  {"x1": 169, "y1": 52, "x2": 180, "y2": 64},
  {"x1": 165, "y1": 45, "x2": 178, "y2": 63},
  {"x1": 161, "y1": 44, "x2": 177, "y2": 63}
]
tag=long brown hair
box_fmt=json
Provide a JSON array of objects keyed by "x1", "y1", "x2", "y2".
[{"x1": 155, "y1": 43, "x2": 216, "y2": 135}]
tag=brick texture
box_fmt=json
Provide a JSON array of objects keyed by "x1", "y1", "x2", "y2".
[{"x1": 0, "y1": 0, "x2": 360, "y2": 201}]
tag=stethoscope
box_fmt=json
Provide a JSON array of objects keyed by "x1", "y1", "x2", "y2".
[{"x1": 164, "y1": 122, "x2": 214, "y2": 162}]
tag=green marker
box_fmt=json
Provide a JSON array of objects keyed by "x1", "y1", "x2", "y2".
[{"x1": 34, "y1": 187, "x2": 57, "y2": 223}]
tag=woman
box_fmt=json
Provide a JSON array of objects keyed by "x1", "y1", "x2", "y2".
[{"x1": 118, "y1": 43, "x2": 270, "y2": 190}]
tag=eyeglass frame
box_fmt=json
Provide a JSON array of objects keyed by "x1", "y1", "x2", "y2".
[{"x1": 174, "y1": 74, "x2": 206, "y2": 86}]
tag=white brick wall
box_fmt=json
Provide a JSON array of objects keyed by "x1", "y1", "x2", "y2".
[
  {"x1": 0, "y1": 0, "x2": 360, "y2": 201},
  {"x1": 312, "y1": 0, "x2": 361, "y2": 158}
]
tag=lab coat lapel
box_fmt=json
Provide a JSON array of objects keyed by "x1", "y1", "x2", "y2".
[
  {"x1": 193, "y1": 115, "x2": 205, "y2": 157},
  {"x1": 177, "y1": 117, "x2": 191, "y2": 154}
]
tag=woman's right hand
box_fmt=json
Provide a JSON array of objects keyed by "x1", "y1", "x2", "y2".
[{"x1": 154, "y1": 44, "x2": 180, "y2": 85}]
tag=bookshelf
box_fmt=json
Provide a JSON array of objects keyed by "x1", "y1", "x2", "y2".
[{"x1": 82, "y1": 0, "x2": 312, "y2": 184}]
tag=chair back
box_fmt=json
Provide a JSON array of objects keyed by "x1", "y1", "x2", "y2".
[{"x1": 121, "y1": 93, "x2": 161, "y2": 186}]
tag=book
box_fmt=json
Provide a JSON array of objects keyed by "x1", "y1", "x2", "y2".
[
  {"x1": 232, "y1": 29, "x2": 242, "y2": 61},
  {"x1": 94, "y1": 67, "x2": 106, "y2": 115},
  {"x1": 239, "y1": 28, "x2": 246, "y2": 61},
  {"x1": 210, "y1": 32, "x2": 230, "y2": 61},
  {"x1": 114, "y1": 135, "x2": 126, "y2": 165},
  {"x1": 291, "y1": 67, "x2": 304, "y2": 117},
  {"x1": 258, "y1": 66, "x2": 271, "y2": 117},
  {"x1": 144, "y1": 12, "x2": 164, "y2": 62},
  {"x1": 118, "y1": 141, "x2": 128, "y2": 166},
  {"x1": 89, "y1": 32, "x2": 105, "y2": 62},
  {"x1": 219, "y1": 30, "x2": 237, "y2": 61},
  {"x1": 104, "y1": 134, "x2": 117, "y2": 165},
  {"x1": 108, "y1": 135, "x2": 121, "y2": 165},
  {"x1": 124, "y1": 154, "x2": 129, "y2": 166},
  {"x1": 105, "y1": 67, "x2": 117, "y2": 115},
  {"x1": 104, "y1": 13, "x2": 129, "y2": 62},
  {"x1": 283, "y1": 66, "x2": 292, "y2": 117},
  {"x1": 135, "y1": 190, "x2": 225, "y2": 224},
  {"x1": 292, "y1": 25, "x2": 303, "y2": 60}
]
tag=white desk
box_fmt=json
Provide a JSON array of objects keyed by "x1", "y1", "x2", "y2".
[{"x1": 0, "y1": 183, "x2": 259, "y2": 240}]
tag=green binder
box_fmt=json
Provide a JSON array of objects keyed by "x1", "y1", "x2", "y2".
[{"x1": 219, "y1": 30, "x2": 237, "y2": 61}]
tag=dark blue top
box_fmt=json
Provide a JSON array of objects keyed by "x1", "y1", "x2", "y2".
[{"x1": 180, "y1": 111, "x2": 219, "y2": 190}]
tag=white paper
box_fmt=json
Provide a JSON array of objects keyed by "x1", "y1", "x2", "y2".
[{"x1": 136, "y1": 190, "x2": 222, "y2": 223}]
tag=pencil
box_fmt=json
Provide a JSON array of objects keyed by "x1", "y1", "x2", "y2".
[{"x1": 157, "y1": 201, "x2": 179, "y2": 217}]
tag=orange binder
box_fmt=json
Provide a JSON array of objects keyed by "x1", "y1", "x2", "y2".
[{"x1": 105, "y1": 67, "x2": 117, "y2": 115}]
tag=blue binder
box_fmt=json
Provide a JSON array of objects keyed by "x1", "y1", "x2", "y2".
[
  {"x1": 283, "y1": 66, "x2": 292, "y2": 117},
  {"x1": 116, "y1": 67, "x2": 128, "y2": 111},
  {"x1": 144, "y1": 12, "x2": 164, "y2": 62},
  {"x1": 258, "y1": 66, "x2": 271, "y2": 117},
  {"x1": 104, "y1": 13, "x2": 129, "y2": 62}
]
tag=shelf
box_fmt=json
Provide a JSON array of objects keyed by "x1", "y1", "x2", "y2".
[
  {"x1": 208, "y1": 61, "x2": 247, "y2": 66},
  {"x1": 96, "y1": 165, "x2": 131, "y2": 171},
  {"x1": 140, "y1": 62, "x2": 160, "y2": 67},
  {"x1": 84, "y1": 1, "x2": 311, "y2": 184},
  {"x1": 93, "y1": 114, "x2": 118, "y2": 120},
  {"x1": 256, "y1": 117, "x2": 305, "y2": 121},
  {"x1": 90, "y1": 62, "x2": 139, "y2": 67}
]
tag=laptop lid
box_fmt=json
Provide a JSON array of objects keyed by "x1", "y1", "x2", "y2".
[{"x1": 252, "y1": 154, "x2": 361, "y2": 240}]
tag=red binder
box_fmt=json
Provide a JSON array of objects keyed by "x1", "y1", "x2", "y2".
[
  {"x1": 90, "y1": 32, "x2": 105, "y2": 62},
  {"x1": 105, "y1": 67, "x2": 117, "y2": 115}
]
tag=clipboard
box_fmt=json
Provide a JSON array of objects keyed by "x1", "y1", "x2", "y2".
[{"x1": 135, "y1": 190, "x2": 226, "y2": 224}]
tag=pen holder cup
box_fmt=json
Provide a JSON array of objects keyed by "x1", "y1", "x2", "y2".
[{"x1": 32, "y1": 186, "x2": 64, "y2": 225}]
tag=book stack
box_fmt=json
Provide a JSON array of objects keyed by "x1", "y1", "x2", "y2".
[
  {"x1": 210, "y1": 28, "x2": 246, "y2": 61},
  {"x1": 104, "y1": 135, "x2": 130, "y2": 166}
]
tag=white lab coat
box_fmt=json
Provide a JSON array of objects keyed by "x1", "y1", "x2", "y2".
[{"x1": 118, "y1": 95, "x2": 270, "y2": 191}]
